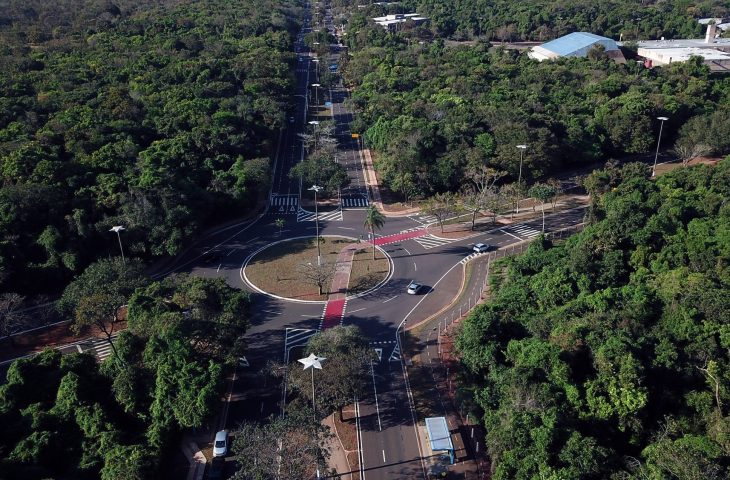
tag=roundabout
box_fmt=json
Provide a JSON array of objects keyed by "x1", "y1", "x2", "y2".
[{"x1": 241, "y1": 235, "x2": 392, "y2": 303}]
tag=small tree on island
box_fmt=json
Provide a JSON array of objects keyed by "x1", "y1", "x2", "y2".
[{"x1": 298, "y1": 261, "x2": 336, "y2": 295}]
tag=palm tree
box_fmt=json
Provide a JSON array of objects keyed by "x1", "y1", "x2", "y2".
[
  {"x1": 274, "y1": 217, "x2": 285, "y2": 237},
  {"x1": 363, "y1": 205, "x2": 385, "y2": 260}
]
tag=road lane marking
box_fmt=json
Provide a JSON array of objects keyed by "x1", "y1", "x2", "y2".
[
  {"x1": 414, "y1": 262, "x2": 417, "y2": 271},
  {"x1": 382, "y1": 450, "x2": 386, "y2": 463},
  {"x1": 338, "y1": 226, "x2": 355, "y2": 230},
  {"x1": 403, "y1": 247, "x2": 412, "y2": 255},
  {"x1": 226, "y1": 249, "x2": 235, "y2": 257},
  {"x1": 382, "y1": 295, "x2": 398, "y2": 303},
  {"x1": 216, "y1": 263, "x2": 222, "y2": 272},
  {"x1": 370, "y1": 360, "x2": 382, "y2": 431},
  {"x1": 499, "y1": 228, "x2": 522, "y2": 240},
  {"x1": 348, "y1": 307, "x2": 366, "y2": 314}
]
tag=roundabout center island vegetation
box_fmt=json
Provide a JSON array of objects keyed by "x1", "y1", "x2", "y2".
[{"x1": 244, "y1": 236, "x2": 391, "y2": 301}]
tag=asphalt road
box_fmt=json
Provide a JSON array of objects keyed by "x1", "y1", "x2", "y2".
[
  {"x1": 146, "y1": 6, "x2": 591, "y2": 479},
  {"x1": 0, "y1": 4, "x2": 587, "y2": 477}
]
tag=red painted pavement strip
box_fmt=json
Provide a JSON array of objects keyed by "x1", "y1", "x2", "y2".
[
  {"x1": 371, "y1": 229, "x2": 427, "y2": 246},
  {"x1": 321, "y1": 298, "x2": 346, "y2": 329}
]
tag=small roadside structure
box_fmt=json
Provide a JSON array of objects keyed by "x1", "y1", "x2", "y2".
[
  {"x1": 372, "y1": 13, "x2": 428, "y2": 31},
  {"x1": 528, "y1": 32, "x2": 625, "y2": 63},
  {"x1": 425, "y1": 417, "x2": 455, "y2": 464}
]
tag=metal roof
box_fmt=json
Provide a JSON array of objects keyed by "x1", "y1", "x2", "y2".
[
  {"x1": 425, "y1": 417, "x2": 453, "y2": 452},
  {"x1": 540, "y1": 32, "x2": 618, "y2": 56}
]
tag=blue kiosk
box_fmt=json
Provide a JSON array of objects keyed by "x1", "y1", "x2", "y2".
[{"x1": 425, "y1": 416, "x2": 455, "y2": 464}]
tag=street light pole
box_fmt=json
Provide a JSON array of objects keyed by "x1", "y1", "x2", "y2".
[
  {"x1": 308, "y1": 185, "x2": 323, "y2": 265},
  {"x1": 308, "y1": 120, "x2": 320, "y2": 150},
  {"x1": 298, "y1": 353, "x2": 325, "y2": 480},
  {"x1": 515, "y1": 144, "x2": 527, "y2": 214},
  {"x1": 109, "y1": 225, "x2": 126, "y2": 265},
  {"x1": 652, "y1": 116, "x2": 669, "y2": 177}
]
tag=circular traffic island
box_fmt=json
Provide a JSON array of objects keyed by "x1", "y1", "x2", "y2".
[{"x1": 243, "y1": 236, "x2": 390, "y2": 302}]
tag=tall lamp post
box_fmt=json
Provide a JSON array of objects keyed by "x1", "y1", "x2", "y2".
[
  {"x1": 308, "y1": 185, "x2": 323, "y2": 265},
  {"x1": 652, "y1": 116, "x2": 669, "y2": 177},
  {"x1": 515, "y1": 144, "x2": 527, "y2": 214},
  {"x1": 298, "y1": 353, "x2": 325, "y2": 480},
  {"x1": 308, "y1": 120, "x2": 320, "y2": 150},
  {"x1": 109, "y1": 225, "x2": 126, "y2": 266}
]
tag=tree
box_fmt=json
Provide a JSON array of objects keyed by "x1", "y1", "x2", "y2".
[
  {"x1": 528, "y1": 183, "x2": 558, "y2": 232},
  {"x1": 286, "y1": 326, "x2": 372, "y2": 420},
  {"x1": 73, "y1": 292, "x2": 125, "y2": 362},
  {"x1": 462, "y1": 165, "x2": 506, "y2": 230},
  {"x1": 422, "y1": 192, "x2": 461, "y2": 233},
  {"x1": 274, "y1": 217, "x2": 285, "y2": 237},
  {"x1": 101, "y1": 444, "x2": 155, "y2": 480},
  {"x1": 297, "y1": 262, "x2": 336, "y2": 296},
  {"x1": 231, "y1": 409, "x2": 331, "y2": 480},
  {"x1": 0, "y1": 293, "x2": 28, "y2": 346},
  {"x1": 673, "y1": 140, "x2": 711, "y2": 167},
  {"x1": 59, "y1": 258, "x2": 146, "y2": 316},
  {"x1": 363, "y1": 205, "x2": 385, "y2": 259}
]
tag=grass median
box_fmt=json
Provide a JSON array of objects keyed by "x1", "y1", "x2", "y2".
[{"x1": 245, "y1": 237, "x2": 389, "y2": 301}]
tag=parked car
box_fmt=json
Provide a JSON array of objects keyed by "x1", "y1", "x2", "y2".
[
  {"x1": 473, "y1": 243, "x2": 492, "y2": 253},
  {"x1": 213, "y1": 430, "x2": 228, "y2": 457},
  {"x1": 407, "y1": 282, "x2": 424, "y2": 295}
]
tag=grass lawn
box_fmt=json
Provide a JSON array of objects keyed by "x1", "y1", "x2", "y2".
[
  {"x1": 348, "y1": 245, "x2": 389, "y2": 295},
  {"x1": 245, "y1": 237, "x2": 390, "y2": 301}
]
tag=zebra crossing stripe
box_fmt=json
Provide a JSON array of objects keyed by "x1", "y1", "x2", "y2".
[
  {"x1": 297, "y1": 210, "x2": 343, "y2": 222},
  {"x1": 342, "y1": 198, "x2": 369, "y2": 207},
  {"x1": 389, "y1": 344, "x2": 401, "y2": 362},
  {"x1": 93, "y1": 340, "x2": 114, "y2": 361},
  {"x1": 413, "y1": 235, "x2": 454, "y2": 249}
]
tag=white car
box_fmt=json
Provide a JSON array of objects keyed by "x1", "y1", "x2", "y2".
[
  {"x1": 213, "y1": 430, "x2": 228, "y2": 457},
  {"x1": 473, "y1": 243, "x2": 492, "y2": 253},
  {"x1": 407, "y1": 282, "x2": 423, "y2": 295}
]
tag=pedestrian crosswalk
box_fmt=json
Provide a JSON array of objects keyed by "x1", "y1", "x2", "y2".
[
  {"x1": 341, "y1": 196, "x2": 369, "y2": 208},
  {"x1": 408, "y1": 214, "x2": 438, "y2": 226},
  {"x1": 389, "y1": 343, "x2": 401, "y2": 362},
  {"x1": 77, "y1": 335, "x2": 119, "y2": 362},
  {"x1": 93, "y1": 340, "x2": 115, "y2": 362},
  {"x1": 499, "y1": 224, "x2": 542, "y2": 240},
  {"x1": 270, "y1": 195, "x2": 299, "y2": 215},
  {"x1": 284, "y1": 328, "x2": 318, "y2": 363},
  {"x1": 412, "y1": 234, "x2": 454, "y2": 250},
  {"x1": 297, "y1": 208, "x2": 343, "y2": 222}
]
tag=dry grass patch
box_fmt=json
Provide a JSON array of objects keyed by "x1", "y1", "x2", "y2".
[
  {"x1": 245, "y1": 237, "x2": 391, "y2": 301},
  {"x1": 246, "y1": 237, "x2": 349, "y2": 301},
  {"x1": 348, "y1": 246, "x2": 390, "y2": 295}
]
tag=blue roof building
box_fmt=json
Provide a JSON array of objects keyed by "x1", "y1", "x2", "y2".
[{"x1": 529, "y1": 32, "x2": 624, "y2": 62}]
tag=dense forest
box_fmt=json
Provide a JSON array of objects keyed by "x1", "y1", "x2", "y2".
[
  {"x1": 340, "y1": 21, "x2": 730, "y2": 200},
  {"x1": 0, "y1": 0, "x2": 301, "y2": 295},
  {"x1": 0, "y1": 271, "x2": 249, "y2": 479},
  {"x1": 400, "y1": 0, "x2": 729, "y2": 41},
  {"x1": 456, "y1": 160, "x2": 730, "y2": 479}
]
